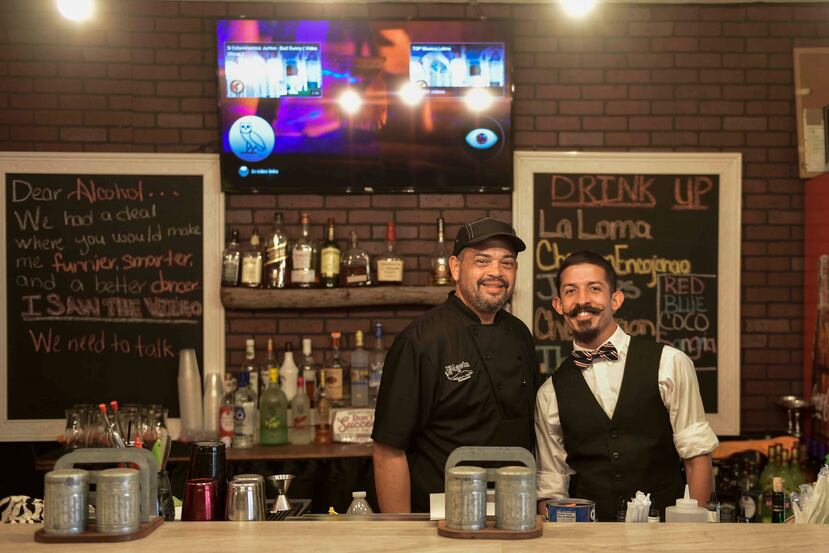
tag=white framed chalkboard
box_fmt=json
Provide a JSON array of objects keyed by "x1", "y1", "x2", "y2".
[
  {"x1": 512, "y1": 151, "x2": 741, "y2": 436},
  {"x1": 0, "y1": 153, "x2": 224, "y2": 441}
]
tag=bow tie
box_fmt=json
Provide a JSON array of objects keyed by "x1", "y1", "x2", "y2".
[{"x1": 570, "y1": 342, "x2": 619, "y2": 369}]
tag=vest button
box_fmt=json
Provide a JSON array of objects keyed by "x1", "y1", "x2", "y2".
[
  {"x1": 611, "y1": 431, "x2": 619, "y2": 439},
  {"x1": 615, "y1": 473, "x2": 622, "y2": 481},
  {"x1": 612, "y1": 451, "x2": 621, "y2": 460}
]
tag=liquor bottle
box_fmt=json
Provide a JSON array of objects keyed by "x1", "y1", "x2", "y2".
[
  {"x1": 232, "y1": 371, "x2": 257, "y2": 448},
  {"x1": 320, "y1": 218, "x2": 341, "y2": 288},
  {"x1": 300, "y1": 338, "x2": 317, "y2": 403},
  {"x1": 340, "y1": 230, "x2": 372, "y2": 287},
  {"x1": 280, "y1": 342, "x2": 299, "y2": 403},
  {"x1": 771, "y1": 477, "x2": 786, "y2": 523},
  {"x1": 324, "y1": 331, "x2": 350, "y2": 408},
  {"x1": 218, "y1": 375, "x2": 236, "y2": 448},
  {"x1": 264, "y1": 212, "x2": 289, "y2": 289},
  {"x1": 240, "y1": 227, "x2": 264, "y2": 288},
  {"x1": 738, "y1": 459, "x2": 760, "y2": 523},
  {"x1": 221, "y1": 229, "x2": 242, "y2": 287},
  {"x1": 240, "y1": 338, "x2": 259, "y2": 403},
  {"x1": 374, "y1": 221, "x2": 404, "y2": 285},
  {"x1": 289, "y1": 376, "x2": 313, "y2": 445},
  {"x1": 290, "y1": 212, "x2": 319, "y2": 288},
  {"x1": 314, "y1": 369, "x2": 332, "y2": 444},
  {"x1": 369, "y1": 322, "x2": 386, "y2": 408},
  {"x1": 259, "y1": 367, "x2": 288, "y2": 446},
  {"x1": 430, "y1": 217, "x2": 452, "y2": 286},
  {"x1": 790, "y1": 446, "x2": 807, "y2": 490},
  {"x1": 759, "y1": 445, "x2": 778, "y2": 522},
  {"x1": 260, "y1": 338, "x2": 278, "y2": 395},
  {"x1": 350, "y1": 331, "x2": 369, "y2": 408}
]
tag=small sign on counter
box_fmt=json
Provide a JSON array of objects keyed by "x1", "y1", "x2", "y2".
[{"x1": 332, "y1": 408, "x2": 374, "y2": 443}]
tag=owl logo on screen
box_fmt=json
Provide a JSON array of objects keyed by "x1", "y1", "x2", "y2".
[{"x1": 229, "y1": 115, "x2": 275, "y2": 162}]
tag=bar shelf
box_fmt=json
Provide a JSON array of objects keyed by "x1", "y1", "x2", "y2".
[{"x1": 220, "y1": 285, "x2": 452, "y2": 310}]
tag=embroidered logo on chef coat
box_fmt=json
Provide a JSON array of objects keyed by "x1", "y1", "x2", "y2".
[{"x1": 444, "y1": 361, "x2": 473, "y2": 382}]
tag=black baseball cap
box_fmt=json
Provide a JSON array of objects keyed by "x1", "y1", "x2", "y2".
[{"x1": 452, "y1": 217, "x2": 527, "y2": 257}]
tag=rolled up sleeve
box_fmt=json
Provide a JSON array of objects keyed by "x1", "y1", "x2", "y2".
[
  {"x1": 534, "y1": 378, "x2": 574, "y2": 500},
  {"x1": 658, "y1": 348, "x2": 720, "y2": 459}
]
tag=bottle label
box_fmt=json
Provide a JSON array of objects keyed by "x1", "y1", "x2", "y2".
[
  {"x1": 266, "y1": 244, "x2": 287, "y2": 264},
  {"x1": 326, "y1": 367, "x2": 344, "y2": 400},
  {"x1": 369, "y1": 370, "x2": 382, "y2": 388},
  {"x1": 292, "y1": 249, "x2": 312, "y2": 270},
  {"x1": 320, "y1": 247, "x2": 341, "y2": 278},
  {"x1": 740, "y1": 495, "x2": 757, "y2": 520},
  {"x1": 234, "y1": 402, "x2": 256, "y2": 437},
  {"x1": 222, "y1": 259, "x2": 240, "y2": 285},
  {"x1": 241, "y1": 257, "x2": 262, "y2": 285},
  {"x1": 376, "y1": 259, "x2": 403, "y2": 282},
  {"x1": 346, "y1": 271, "x2": 368, "y2": 284},
  {"x1": 291, "y1": 269, "x2": 315, "y2": 283},
  {"x1": 219, "y1": 406, "x2": 234, "y2": 435}
]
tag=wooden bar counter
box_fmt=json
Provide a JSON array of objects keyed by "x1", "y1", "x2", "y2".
[{"x1": 1, "y1": 520, "x2": 821, "y2": 552}]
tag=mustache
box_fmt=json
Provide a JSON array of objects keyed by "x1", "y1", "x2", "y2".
[
  {"x1": 566, "y1": 303, "x2": 603, "y2": 318},
  {"x1": 477, "y1": 276, "x2": 508, "y2": 288}
]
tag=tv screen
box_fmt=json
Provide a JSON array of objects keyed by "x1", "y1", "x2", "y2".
[{"x1": 216, "y1": 19, "x2": 513, "y2": 193}]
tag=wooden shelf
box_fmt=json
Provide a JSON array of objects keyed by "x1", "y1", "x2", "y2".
[{"x1": 221, "y1": 285, "x2": 452, "y2": 310}]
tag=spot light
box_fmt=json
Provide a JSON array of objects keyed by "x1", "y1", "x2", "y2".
[
  {"x1": 464, "y1": 88, "x2": 493, "y2": 113},
  {"x1": 399, "y1": 81, "x2": 426, "y2": 106},
  {"x1": 560, "y1": 0, "x2": 597, "y2": 18},
  {"x1": 338, "y1": 89, "x2": 363, "y2": 115},
  {"x1": 57, "y1": 0, "x2": 95, "y2": 22}
]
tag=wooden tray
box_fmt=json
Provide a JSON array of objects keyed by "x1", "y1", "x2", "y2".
[
  {"x1": 437, "y1": 515, "x2": 543, "y2": 540},
  {"x1": 34, "y1": 516, "x2": 163, "y2": 543}
]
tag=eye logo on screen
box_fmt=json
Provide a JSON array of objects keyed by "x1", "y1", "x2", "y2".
[
  {"x1": 465, "y1": 128, "x2": 499, "y2": 150},
  {"x1": 229, "y1": 116, "x2": 275, "y2": 162}
]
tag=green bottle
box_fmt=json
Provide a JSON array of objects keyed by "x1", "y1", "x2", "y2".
[
  {"x1": 759, "y1": 446, "x2": 778, "y2": 523},
  {"x1": 259, "y1": 367, "x2": 288, "y2": 445}
]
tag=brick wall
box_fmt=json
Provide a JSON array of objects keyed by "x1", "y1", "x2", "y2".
[{"x1": 3, "y1": 0, "x2": 828, "y2": 434}]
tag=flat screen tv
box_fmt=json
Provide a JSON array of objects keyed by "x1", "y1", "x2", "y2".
[{"x1": 216, "y1": 19, "x2": 513, "y2": 193}]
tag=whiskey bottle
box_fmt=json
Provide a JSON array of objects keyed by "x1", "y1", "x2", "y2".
[
  {"x1": 324, "y1": 331, "x2": 350, "y2": 408},
  {"x1": 264, "y1": 212, "x2": 289, "y2": 289},
  {"x1": 320, "y1": 218, "x2": 341, "y2": 288},
  {"x1": 221, "y1": 229, "x2": 241, "y2": 287},
  {"x1": 240, "y1": 227, "x2": 264, "y2": 288},
  {"x1": 290, "y1": 212, "x2": 319, "y2": 288},
  {"x1": 340, "y1": 230, "x2": 372, "y2": 287},
  {"x1": 374, "y1": 221, "x2": 404, "y2": 285},
  {"x1": 429, "y1": 217, "x2": 452, "y2": 286}
]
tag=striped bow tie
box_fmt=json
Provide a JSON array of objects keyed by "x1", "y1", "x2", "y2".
[{"x1": 570, "y1": 342, "x2": 618, "y2": 369}]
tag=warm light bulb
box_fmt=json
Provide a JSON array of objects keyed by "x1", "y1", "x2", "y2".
[
  {"x1": 338, "y1": 89, "x2": 363, "y2": 115},
  {"x1": 399, "y1": 81, "x2": 426, "y2": 106},
  {"x1": 464, "y1": 88, "x2": 493, "y2": 112},
  {"x1": 57, "y1": 0, "x2": 95, "y2": 22},
  {"x1": 560, "y1": 0, "x2": 597, "y2": 18}
]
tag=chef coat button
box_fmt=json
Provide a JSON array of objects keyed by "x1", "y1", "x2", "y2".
[
  {"x1": 615, "y1": 473, "x2": 622, "y2": 481},
  {"x1": 485, "y1": 354, "x2": 492, "y2": 361},
  {"x1": 611, "y1": 431, "x2": 619, "y2": 439},
  {"x1": 472, "y1": 328, "x2": 479, "y2": 335},
  {"x1": 496, "y1": 384, "x2": 504, "y2": 391},
  {"x1": 522, "y1": 380, "x2": 527, "y2": 386},
  {"x1": 612, "y1": 451, "x2": 621, "y2": 460}
]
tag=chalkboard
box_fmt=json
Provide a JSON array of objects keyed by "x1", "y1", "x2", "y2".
[
  {"x1": 513, "y1": 152, "x2": 741, "y2": 436},
  {"x1": 0, "y1": 153, "x2": 224, "y2": 441}
]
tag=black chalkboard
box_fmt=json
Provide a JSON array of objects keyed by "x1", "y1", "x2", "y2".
[
  {"x1": 5, "y1": 173, "x2": 204, "y2": 420},
  {"x1": 531, "y1": 172, "x2": 719, "y2": 411}
]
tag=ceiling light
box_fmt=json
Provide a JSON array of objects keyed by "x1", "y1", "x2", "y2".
[
  {"x1": 399, "y1": 81, "x2": 426, "y2": 106},
  {"x1": 464, "y1": 88, "x2": 493, "y2": 112},
  {"x1": 57, "y1": 0, "x2": 95, "y2": 22},
  {"x1": 560, "y1": 0, "x2": 597, "y2": 18},
  {"x1": 338, "y1": 89, "x2": 363, "y2": 115}
]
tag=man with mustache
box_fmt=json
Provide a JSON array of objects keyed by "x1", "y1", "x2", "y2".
[
  {"x1": 372, "y1": 217, "x2": 540, "y2": 512},
  {"x1": 535, "y1": 251, "x2": 718, "y2": 521}
]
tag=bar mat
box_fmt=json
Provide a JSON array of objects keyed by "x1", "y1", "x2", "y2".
[{"x1": 266, "y1": 498, "x2": 311, "y2": 521}]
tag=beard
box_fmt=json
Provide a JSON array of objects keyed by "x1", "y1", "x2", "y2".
[{"x1": 462, "y1": 276, "x2": 513, "y2": 314}]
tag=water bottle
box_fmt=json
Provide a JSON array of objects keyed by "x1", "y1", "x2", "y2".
[{"x1": 346, "y1": 491, "x2": 373, "y2": 515}]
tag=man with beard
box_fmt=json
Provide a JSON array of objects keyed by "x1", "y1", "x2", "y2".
[
  {"x1": 535, "y1": 251, "x2": 718, "y2": 521},
  {"x1": 372, "y1": 217, "x2": 540, "y2": 513}
]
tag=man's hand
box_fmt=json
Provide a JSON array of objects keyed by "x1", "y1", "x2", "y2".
[{"x1": 373, "y1": 441, "x2": 412, "y2": 513}]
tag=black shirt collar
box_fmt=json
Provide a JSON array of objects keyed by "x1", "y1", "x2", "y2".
[{"x1": 447, "y1": 291, "x2": 506, "y2": 325}]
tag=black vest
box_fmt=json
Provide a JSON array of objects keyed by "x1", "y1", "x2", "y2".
[{"x1": 551, "y1": 337, "x2": 683, "y2": 521}]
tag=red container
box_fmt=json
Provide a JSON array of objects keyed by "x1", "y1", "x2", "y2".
[{"x1": 182, "y1": 478, "x2": 220, "y2": 521}]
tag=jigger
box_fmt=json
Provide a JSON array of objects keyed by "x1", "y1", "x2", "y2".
[{"x1": 267, "y1": 474, "x2": 295, "y2": 513}]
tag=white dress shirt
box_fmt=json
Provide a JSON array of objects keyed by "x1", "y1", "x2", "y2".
[{"x1": 535, "y1": 325, "x2": 720, "y2": 500}]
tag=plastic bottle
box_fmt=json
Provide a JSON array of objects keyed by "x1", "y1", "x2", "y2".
[
  {"x1": 346, "y1": 491, "x2": 373, "y2": 515},
  {"x1": 647, "y1": 506, "x2": 660, "y2": 523},
  {"x1": 665, "y1": 485, "x2": 708, "y2": 523}
]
